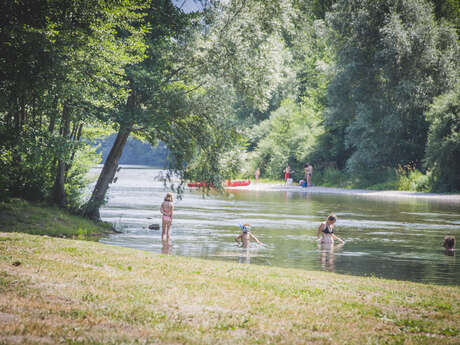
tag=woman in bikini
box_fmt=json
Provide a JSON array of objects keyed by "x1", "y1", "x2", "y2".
[
  {"x1": 160, "y1": 192, "x2": 174, "y2": 241},
  {"x1": 317, "y1": 214, "x2": 344, "y2": 244}
]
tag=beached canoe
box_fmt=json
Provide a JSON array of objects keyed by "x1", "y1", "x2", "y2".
[
  {"x1": 225, "y1": 180, "x2": 250, "y2": 187},
  {"x1": 187, "y1": 180, "x2": 251, "y2": 188},
  {"x1": 187, "y1": 182, "x2": 209, "y2": 188}
]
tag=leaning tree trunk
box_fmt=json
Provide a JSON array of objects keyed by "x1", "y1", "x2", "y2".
[{"x1": 83, "y1": 126, "x2": 131, "y2": 220}]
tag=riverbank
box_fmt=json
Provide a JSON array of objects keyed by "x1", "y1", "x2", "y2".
[
  {"x1": 227, "y1": 182, "x2": 460, "y2": 203},
  {"x1": 0, "y1": 199, "x2": 114, "y2": 239},
  {"x1": 1, "y1": 232, "x2": 459, "y2": 345}
]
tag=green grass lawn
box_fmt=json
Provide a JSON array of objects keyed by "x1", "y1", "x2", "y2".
[
  {"x1": 0, "y1": 199, "x2": 113, "y2": 239},
  {"x1": 0, "y1": 231, "x2": 459, "y2": 345}
]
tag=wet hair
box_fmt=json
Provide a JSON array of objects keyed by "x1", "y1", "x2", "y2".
[
  {"x1": 164, "y1": 192, "x2": 173, "y2": 202},
  {"x1": 327, "y1": 214, "x2": 337, "y2": 222},
  {"x1": 443, "y1": 236, "x2": 456, "y2": 250}
]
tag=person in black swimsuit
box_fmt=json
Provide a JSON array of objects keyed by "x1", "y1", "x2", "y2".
[{"x1": 317, "y1": 214, "x2": 344, "y2": 244}]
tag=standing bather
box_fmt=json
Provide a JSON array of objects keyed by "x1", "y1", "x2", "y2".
[
  {"x1": 317, "y1": 214, "x2": 344, "y2": 244},
  {"x1": 160, "y1": 192, "x2": 174, "y2": 241}
]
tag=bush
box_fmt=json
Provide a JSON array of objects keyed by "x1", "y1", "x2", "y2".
[
  {"x1": 396, "y1": 164, "x2": 432, "y2": 192},
  {"x1": 314, "y1": 167, "x2": 350, "y2": 188},
  {"x1": 0, "y1": 126, "x2": 101, "y2": 208}
]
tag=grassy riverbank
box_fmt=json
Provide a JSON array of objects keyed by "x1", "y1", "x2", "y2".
[
  {"x1": 0, "y1": 198, "x2": 113, "y2": 239},
  {"x1": 1, "y1": 232, "x2": 459, "y2": 344}
]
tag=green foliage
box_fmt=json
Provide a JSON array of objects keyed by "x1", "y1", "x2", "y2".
[
  {"x1": 0, "y1": 0, "x2": 148, "y2": 207},
  {"x1": 313, "y1": 167, "x2": 351, "y2": 188},
  {"x1": 0, "y1": 127, "x2": 59, "y2": 201},
  {"x1": 250, "y1": 98, "x2": 324, "y2": 180},
  {"x1": 219, "y1": 148, "x2": 247, "y2": 180},
  {"x1": 425, "y1": 84, "x2": 460, "y2": 191},
  {"x1": 430, "y1": 0, "x2": 460, "y2": 29},
  {"x1": 396, "y1": 164, "x2": 432, "y2": 192},
  {"x1": 65, "y1": 145, "x2": 101, "y2": 210},
  {"x1": 320, "y1": 0, "x2": 459, "y2": 177},
  {"x1": 0, "y1": 125, "x2": 100, "y2": 208}
]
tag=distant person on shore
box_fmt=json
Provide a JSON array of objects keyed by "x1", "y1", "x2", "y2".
[
  {"x1": 303, "y1": 164, "x2": 309, "y2": 187},
  {"x1": 284, "y1": 165, "x2": 291, "y2": 185},
  {"x1": 160, "y1": 192, "x2": 174, "y2": 241},
  {"x1": 317, "y1": 214, "x2": 344, "y2": 244},
  {"x1": 443, "y1": 236, "x2": 456, "y2": 256},
  {"x1": 306, "y1": 163, "x2": 313, "y2": 186},
  {"x1": 235, "y1": 224, "x2": 261, "y2": 248},
  {"x1": 255, "y1": 168, "x2": 261, "y2": 183}
]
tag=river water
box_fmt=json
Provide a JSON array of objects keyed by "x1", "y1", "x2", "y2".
[{"x1": 96, "y1": 166, "x2": 460, "y2": 286}]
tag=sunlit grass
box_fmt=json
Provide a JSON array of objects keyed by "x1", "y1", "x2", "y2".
[
  {"x1": 0, "y1": 198, "x2": 113, "y2": 240},
  {"x1": 0, "y1": 232, "x2": 458, "y2": 345}
]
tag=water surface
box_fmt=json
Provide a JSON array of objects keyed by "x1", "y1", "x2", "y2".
[{"x1": 97, "y1": 167, "x2": 460, "y2": 285}]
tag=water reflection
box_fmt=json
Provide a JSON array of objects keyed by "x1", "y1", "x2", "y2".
[
  {"x1": 239, "y1": 247, "x2": 251, "y2": 264},
  {"x1": 161, "y1": 240, "x2": 172, "y2": 255},
  {"x1": 318, "y1": 243, "x2": 344, "y2": 272},
  {"x1": 97, "y1": 167, "x2": 460, "y2": 286}
]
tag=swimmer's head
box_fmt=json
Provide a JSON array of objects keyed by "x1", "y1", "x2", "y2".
[
  {"x1": 443, "y1": 236, "x2": 456, "y2": 250},
  {"x1": 327, "y1": 214, "x2": 336, "y2": 223},
  {"x1": 240, "y1": 224, "x2": 251, "y2": 233}
]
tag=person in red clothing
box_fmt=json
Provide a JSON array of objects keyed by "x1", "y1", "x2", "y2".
[{"x1": 284, "y1": 165, "x2": 290, "y2": 185}]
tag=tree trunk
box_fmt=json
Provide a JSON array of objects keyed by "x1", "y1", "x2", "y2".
[
  {"x1": 83, "y1": 126, "x2": 131, "y2": 220},
  {"x1": 52, "y1": 103, "x2": 71, "y2": 208}
]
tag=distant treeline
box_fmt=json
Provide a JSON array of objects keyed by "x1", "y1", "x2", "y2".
[{"x1": 94, "y1": 135, "x2": 167, "y2": 167}]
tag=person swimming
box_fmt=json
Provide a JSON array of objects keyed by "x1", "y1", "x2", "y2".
[{"x1": 443, "y1": 236, "x2": 456, "y2": 250}]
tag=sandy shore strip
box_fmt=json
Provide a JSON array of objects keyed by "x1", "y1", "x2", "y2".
[{"x1": 225, "y1": 182, "x2": 460, "y2": 203}]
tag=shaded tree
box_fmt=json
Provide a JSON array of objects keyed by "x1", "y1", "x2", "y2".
[
  {"x1": 0, "y1": 0, "x2": 147, "y2": 207},
  {"x1": 84, "y1": 0, "x2": 290, "y2": 219}
]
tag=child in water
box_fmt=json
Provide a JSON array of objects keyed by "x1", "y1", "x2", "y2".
[
  {"x1": 443, "y1": 236, "x2": 456, "y2": 253},
  {"x1": 317, "y1": 214, "x2": 344, "y2": 244},
  {"x1": 235, "y1": 224, "x2": 262, "y2": 248},
  {"x1": 160, "y1": 192, "x2": 174, "y2": 241}
]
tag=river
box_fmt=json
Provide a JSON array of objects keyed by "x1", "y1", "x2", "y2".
[{"x1": 95, "y1": 166, "x2": 460, "y2": 285}]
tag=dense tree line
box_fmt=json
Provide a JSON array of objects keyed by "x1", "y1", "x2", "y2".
[{"x1": 245, "y1": 0, "x2": 459, "y2": 191}]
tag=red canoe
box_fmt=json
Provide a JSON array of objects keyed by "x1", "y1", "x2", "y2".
[
  {"x1": 225, "y1": 180, "x2": 251, "y2": 187},
  {"x1": 187, "y1": 182, "x2": 209, "y2": 188},
  {"x1": 187, "y1": 180, "x2": 251, "y2": 188}
]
